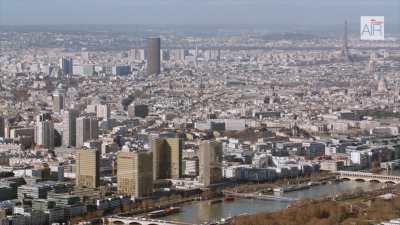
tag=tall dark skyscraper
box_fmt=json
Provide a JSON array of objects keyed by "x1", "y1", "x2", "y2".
[
  {"x1": 0, "y1": 116, "x2": 4, "y2": 138},
  {"x1": 147, "y1": 37, "x2": 161, "y2": 76},
  {"x1": 62, "y1": 110, "x2": 78, "y2": 147},
  {"x1": 76, "y1": 116, "x2": 99, "y2": 148}
]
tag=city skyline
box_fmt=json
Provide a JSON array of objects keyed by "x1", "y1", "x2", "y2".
[{"x1": 1, "y1": 1, "x2": 400, "y2": 225}]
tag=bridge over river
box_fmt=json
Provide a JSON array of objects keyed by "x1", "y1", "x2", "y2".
[
  {"x1": 104, "y1": 216, "x2": 191, "y2": 225},
  {"x1": 223, "y1": 191, "x2": 297, "y2": 202},
  {"x1": 338, "y1": 171, "x2": 400, "y2": 184}
]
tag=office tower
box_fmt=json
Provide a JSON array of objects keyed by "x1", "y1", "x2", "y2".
[
  {"x1": 62, "y1": 110, "x2": 78, "y2": 147},
  {"x1": 0, "y1": 116, "x2": 4, "y2": 138},
  {"x1": 152, "y1": 138, "x2": 183, "y2": 180},
  {"x1": 52, "y1": 91, "x2": 65, "y2": 113},
  {"x1": 117, "y1": 150, "x2": 153, "y2": 197},
  {"x1": 147, "y1": 37, "x2": 161, "y2": 76},
  {"x1": 199, "y1": 140, "x2": 223, "y2": 186},
  {"x1": 35, "y1": 120, "x2": 55, "y2": 150},
  {"x1": 60, "y1": 57, "x2": 73, "y2": 75},
  {"x1": 341, "y1": 20, "x2": 353, "y2": 62},
  {"x1": 96, "y1": 104, "x2": 110, "y2": 120},
  {"x1": 76, "y1": 116, "x2": 98, "y2": 148},
  {"x1": 76, "y1": 148, "x2": 100, "y2": 188}
]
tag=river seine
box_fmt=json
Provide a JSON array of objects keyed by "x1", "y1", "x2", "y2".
[{"x1": 164, "y1": 180, "x2": 385, "y2": 224}]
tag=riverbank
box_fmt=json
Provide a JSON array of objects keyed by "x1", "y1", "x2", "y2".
[
  {"x1": 229, "y1": 184, "x2": 400, "y2": 225},
  {"x1": 163, "y1": 180, "x2": 386, "y2": 224},
  {"x1": 74, "y1": 172, "x2": 379, "y2": 224},
  {"x1": 224, "y1": 171, "x2": 337, "y2": 194}
]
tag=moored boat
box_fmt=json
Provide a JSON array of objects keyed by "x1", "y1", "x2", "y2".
[
  {"x1": 148, "y1": 206, "x2": 181, "y2": 218},
  {"x1": 224, "y1": 196, "x2": 235, "y2": 202}
]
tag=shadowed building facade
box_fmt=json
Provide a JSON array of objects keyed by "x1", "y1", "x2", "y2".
[
  {"x1": 152, "y1": 138, "x2": 183, "y2": 180},
  {"x1": 199, "y1": 140, "x2": 223, "y2": 186}
]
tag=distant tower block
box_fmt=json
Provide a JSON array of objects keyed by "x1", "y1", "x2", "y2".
[
  {"x1": 341, "y1": 20, "x2": 353, "y2": 62},
  {"x1": 60, "y1": 57, "x2": 73, "y2": 75},
  {"x1": 368, "y1": 52, "x2": 377, "y2": 77},
  {"x1": 147, "y1": 37, "x2": 161, "y2": 76}
]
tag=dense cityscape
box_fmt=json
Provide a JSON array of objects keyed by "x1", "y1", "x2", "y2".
[{"x1": 0, "y1": 1, "x2": 400, "y2": 225}]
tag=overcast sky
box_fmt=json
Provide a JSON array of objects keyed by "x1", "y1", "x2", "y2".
[{"x1": 0, "y1": 0, "x2": 398, "y2": 26}]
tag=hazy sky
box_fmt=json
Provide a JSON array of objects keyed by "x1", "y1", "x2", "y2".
[{"x1": 0, "y1": 0, "x2": 398, "y2": 26}]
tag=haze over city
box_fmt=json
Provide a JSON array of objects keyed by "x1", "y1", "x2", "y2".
[{"x1": 1, "y1": 0, "x2": 399, "y2": 27}]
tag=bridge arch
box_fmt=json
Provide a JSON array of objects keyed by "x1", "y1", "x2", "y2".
[
  {"x1": 354, "y1": 178, "x2": 366, "y2": 182},
  {"x1": 384, "y1": 181, "x2": 396, "y2": 185},
  {"x1": 369, "y1": 179, "x2": 381, "y2": 183},
  {"x1": 113, "y1": 221, "x2": 125, "y2": 225},
  {"x1": 338, "y1": 171, "x2": 400, "y2": 184}
]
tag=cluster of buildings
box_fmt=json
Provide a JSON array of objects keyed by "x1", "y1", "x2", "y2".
[{"x1": 0, "y1": 25, "x2": 399, "y2": 224}]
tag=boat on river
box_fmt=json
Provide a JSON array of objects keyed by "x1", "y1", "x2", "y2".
[
  {"x1": 147, "y1": 207, "x2": 181, "y2": 218},
  {"x1": 273, "y1": 183, "x2": 310, "y2": 193},
  {"x1": 224, "y1": 196, "x2": 235, "y2": 202}
]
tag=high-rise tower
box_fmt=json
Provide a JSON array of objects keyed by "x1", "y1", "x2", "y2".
[
  {"x1": 60, "y1": 57, "x2": 73, "y2": 75},
  {"x1": 35, "y1": 115, "x2": 54, "y2": 150},
  {"x1": 62, "y1": 110, "x2": 78, "y2": 147},
  {"x1": 152, "y1": 138, "x2": 183, "y2": 180},
  {"x1": 198, "y1": 140, "x2": 223, "y2": 186},
  {"x1": 147, "y1": 37, "x2": 161, "y2": 76},
  {"x1": 76, "y1": 116, "x2": 98, "y2": 147},
  {"x1": 117, "y1": 149, "x2": 153, "y2": 197},
  {"x1": 0, "y1": 116, "x2": 4, "y2": 138},
  {"x1": 76, "y1": 148, "x2": 100, "y2": 188}
]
